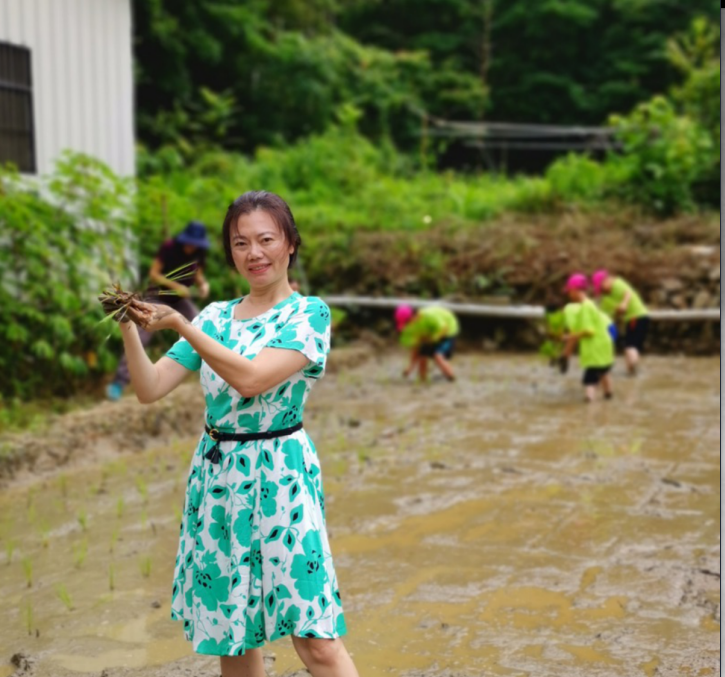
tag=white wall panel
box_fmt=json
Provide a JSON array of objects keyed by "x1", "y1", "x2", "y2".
[{"x1": 0, "y1": 0, "x2": 135, "y2": 175}]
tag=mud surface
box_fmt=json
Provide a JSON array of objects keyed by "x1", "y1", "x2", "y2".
[
  {"x1": 0, "y1": 353, "x2": 719, "y2": 677},
  {"x1": 0, "y1": 346, "x2": 372, "y2": 484}
]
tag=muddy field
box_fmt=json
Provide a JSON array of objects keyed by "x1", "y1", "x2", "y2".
[{"x1": 0, "y1": 351, "x2": 720, "y2": 677}]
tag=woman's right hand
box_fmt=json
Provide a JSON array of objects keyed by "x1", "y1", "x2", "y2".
[{"x1": 130, "y1": 301, "x2": 185, "y2": 333}]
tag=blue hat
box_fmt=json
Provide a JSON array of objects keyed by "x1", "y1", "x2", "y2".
[{"x1": 176, "y1": 221, "x2": 210, "y2": 249}]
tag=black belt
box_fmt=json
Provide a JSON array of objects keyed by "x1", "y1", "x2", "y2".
[{"x1": 203, "y1": 422, "x2": 303, "y2": 464}]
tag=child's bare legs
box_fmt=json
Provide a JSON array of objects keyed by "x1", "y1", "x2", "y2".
[
  {"x1": 433, "y1": 353, "x2": 455, "y2": 381},
  {"x1": 292, "y1": 636, "x2": 360, "y2": 677},
  {"x1": 220, "y1": 650, "x2": 265, "y2": 677},
  {"x1": 584, "y1": 385, "x2": 597, "y2": 402},
  {"x1": 600, "y1": 372, "x2": 613, "y2": 399},
  {"x1": 624, "y1": 347, "x2": 640, "y2": 375},
  {"x1": 417, "y1": 355, "x2": 429, "y2": 382}
]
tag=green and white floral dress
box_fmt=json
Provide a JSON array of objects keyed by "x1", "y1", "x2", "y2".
[{"x1": 166, "y1": 292, "x2": 346, "y2": 656}]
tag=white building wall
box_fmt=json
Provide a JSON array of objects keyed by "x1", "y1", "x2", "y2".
[{"x1": 0, "y1": 0, "x2": 134, "y2": 176}]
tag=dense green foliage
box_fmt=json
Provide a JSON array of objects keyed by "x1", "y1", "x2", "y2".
[
  {"x1": 0, "y1": 155, "x2": 135, "y2": 399},
  {"x1": 0, "y1": 124, "x2": 578, "y2": 400},
  {"x1": 607, "y1": 96, "x2": 714, "y2": 214},
  {"x1": 133, "y1": 0, "x2": 717, "y2": 152},
  {"x1": 133, "y1": 0, "x2": 486, "y2": 152},
  {"x1": 342, "y1": 0, "x2": 717, "y2": 125},
  {"x1": 1, "y1": 23, "x2": 719, "y2": 400},
  {"x1": 135, "y1": 121, "x2": 559, "y2": 299},
  {"x1": 606, "y1": 16, "x2": 720, "y2": 213},
  {"x1": 0, "y1": 7, "x2": 719, "y2": 407}
]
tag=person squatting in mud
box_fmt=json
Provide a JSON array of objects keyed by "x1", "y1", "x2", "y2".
[{"x1": 100, "y1": 191, "x2": 359, "y2": 677}]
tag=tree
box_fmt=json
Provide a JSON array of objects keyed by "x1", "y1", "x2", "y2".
[
  {"x1": 132, "y1": 0, "x2": 485, "y2": 153},
  {"x1": 339, "y1": 0, "x2": 719, "y2": 124}
]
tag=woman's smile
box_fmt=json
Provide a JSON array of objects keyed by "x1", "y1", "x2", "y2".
[{"x1": 248, "y1": 262, "x2": 271, "y2": 275}]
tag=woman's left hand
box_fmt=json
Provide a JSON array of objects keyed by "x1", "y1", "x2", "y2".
[{"x1": 130, "y1": 301, "x2": 185, "y2": 333}]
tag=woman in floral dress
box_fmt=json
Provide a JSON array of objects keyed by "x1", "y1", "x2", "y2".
[{"x1": 103, "y1": 191, "x2": 358, "y2": 677}]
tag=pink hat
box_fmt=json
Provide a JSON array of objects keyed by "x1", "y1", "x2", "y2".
[
  {"x1": 591, "y1": 269, "x2": 609, "y2": 296},
  {"x1": 564, "y1": 273, "x2": 588, "y2": 292},
  {"x1": 394, "y1": 304, "x2": 415, "y2": 331}
]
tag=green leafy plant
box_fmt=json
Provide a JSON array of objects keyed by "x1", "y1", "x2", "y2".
[
  {"x1": 73, "y1": 540, "x2": 88, "y2": 569},
  {"x1": 38, "y1": 523, "x2": 50, "y2": 549},
  {"x1": 109, "y1": 527, "x2": 120, "y2": 555},
  {"x1": 55, "y1": 584, "x2": 74, "y2": 611},
  {"x1": 608, "y1": 95, "x2": 713, "y2": 215},
  {"x1": 77, "y1": 509, "x2": 88, "y2": 533},
  {"x1": 21, "y1": 556, "x2": 33, "y2": 587},
  {"x1": 0, "y1": 153, "x2": 135, "y2": 400}
]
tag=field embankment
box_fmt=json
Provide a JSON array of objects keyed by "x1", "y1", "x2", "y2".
[{"x1": 321, "y1": 210, "x2": 720, "y2": 353}]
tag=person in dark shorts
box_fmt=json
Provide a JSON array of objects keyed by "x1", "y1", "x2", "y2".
[
  {"x1": 106, "y1": 221, "x2": 211, "y2": 400},
  {"x1": 561, "y1": 274, "x2": 614, "y2": 403},
  {"x1": 592, "y1": 270, "x2": 649, "y2": 376},
  {"x1": 395, "y1": 304, "x2": 459, "y2": 382}
]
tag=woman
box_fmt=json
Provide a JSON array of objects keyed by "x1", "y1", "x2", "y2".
[{"x1": 102, "y1": 191, "x2": 358, "y2": 677}]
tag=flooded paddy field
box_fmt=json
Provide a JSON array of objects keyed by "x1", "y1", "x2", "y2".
[{"x1": 0, "y1": 352, "x2": 719, "y2": 677}]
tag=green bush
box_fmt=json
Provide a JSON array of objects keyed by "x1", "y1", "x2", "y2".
[
  {"x1": 545, "y1": 154, "x2": 611, "y2": 202},
  {"x1": 0, "y1": 154, "x2": 135, "y2": 399},
  {"x1": 666, "y1": 17, "x2": 720, "y2": 207},
  {"x1": 608, "y1": 95, "x2": 714, "y2": 215},
  {"x1": 3, "y1": 101, "x2": 719, "y2": 403}
]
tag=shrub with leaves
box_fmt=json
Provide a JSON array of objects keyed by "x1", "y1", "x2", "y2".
[
  {"x1": 607, "y1": 96, "x2": 714, "y2": 215},
  {"x1": 0, "y1": 153, "x2": 135, "y2": 399}
]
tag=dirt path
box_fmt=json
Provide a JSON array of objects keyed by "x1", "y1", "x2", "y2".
[{"x1": 0, "y1": 352, "x2": 719, "y2": 677}]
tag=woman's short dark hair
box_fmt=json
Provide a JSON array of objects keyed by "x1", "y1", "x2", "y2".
[{"x1": 222, "y1": 191, "x2": 301, "y2": 269}]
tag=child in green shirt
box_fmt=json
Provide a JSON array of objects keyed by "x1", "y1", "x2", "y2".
[
  {"x1": 592, "y1": 269, "x2": 649, "y2": 376},
  {"x1": 562, "y1": 274, "x2": 614, "y2": 402},
  {"x1": 395, "y1": 304, "x2": 459, "y2": 382}
]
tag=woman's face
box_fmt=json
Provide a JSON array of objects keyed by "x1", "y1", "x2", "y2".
[{"x1": 230, "y1": 210, "x2": 294, "y2": 288}]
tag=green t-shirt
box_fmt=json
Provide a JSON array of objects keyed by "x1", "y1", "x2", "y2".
[
  {"x1": 400, "y1": 306, "x2": 459, "y2": 348},
  {"x1": 600, "y1": 277, "x2": 648, "y2": 322},
  {"x1": 569, "y1": 299, "x2": 614, "y2": 369},
  {"x1": 563, "y1": 303, "x2": 581, "y2": 332}
]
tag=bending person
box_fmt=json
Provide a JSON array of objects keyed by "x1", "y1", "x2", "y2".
[
  {"x1": 106, "y1": 221, "x2": 210, "y2": 400},
  {"x1": 592, "y1": 269, "x2": 649, "y2": 376},
  {"x1": 396, "y1": 304, "x2": 459, "y2": 382}
]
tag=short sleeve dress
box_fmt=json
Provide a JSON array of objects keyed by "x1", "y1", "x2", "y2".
[{"x1": 165, "y1": 292, "x2": 347, "y2": 656}]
